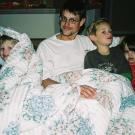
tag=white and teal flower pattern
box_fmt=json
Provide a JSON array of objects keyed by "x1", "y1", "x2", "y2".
[
  {"x1": 3, "y1": 121, "x2": 20, "y2": 135},
  {"x1": 22, "y1": 95, "x2": 55, "y2": 123}
]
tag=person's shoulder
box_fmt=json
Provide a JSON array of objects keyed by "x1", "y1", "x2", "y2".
[
  {"x1": 85, "y1": 50, "x2": 98, "y2": 63},
  {"x1": 79, "y1": 35, "x2": 99, "y2": 47},
  {"x1": 76, "y1": 35, "x2": 89, "y2": 40},
  {"x1": 40, "y1": 35, "x2": 56, "y2": 43},
  {"x1": 76, "y1": 35, "x2": 96, "y2": 50},
  {"x1": 110, "y1": 46, "x2": 122, "y2": 52},
  {"x1": 86, "y1": 49, "x2": 97, "y2": 56},
  {"x1": 110, "y1": 46, "x2": 125, "y2": 57},
  {"x1": 38, "y1": 34, "x2": 57, "y2": 47}
]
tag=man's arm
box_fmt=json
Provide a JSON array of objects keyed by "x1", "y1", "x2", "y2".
[
  {"x1": 42, "y1": 78, "x2": 59, "y2": 89},
  {"x1": 42, "y1": 79, "x2": 97, "y2": 99}
]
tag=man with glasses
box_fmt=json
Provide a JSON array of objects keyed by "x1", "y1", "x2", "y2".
[{"x1": 37, "y1": 0, "x2": 120, "y2": 99}]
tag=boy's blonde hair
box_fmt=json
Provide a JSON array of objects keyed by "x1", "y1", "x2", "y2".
[
  {"x1": 0, "y1": 35, "x2": 18, "y2": 47},
  {"x1": 87, "y1": 18, "x2": 111, "y2": 35}
]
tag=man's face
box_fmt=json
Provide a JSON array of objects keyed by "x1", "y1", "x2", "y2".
[{"x1": 59, "y1": 10, "x2": 85, "y2": 39}]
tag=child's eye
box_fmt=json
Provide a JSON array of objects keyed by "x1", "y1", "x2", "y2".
[
  {"x1": 9, "y1": 47, "x2": 13, "y2": 50},
  {"x1": 102, "y1": 30, "x2": 112, "y2": 34},
  {"x1": 102, "y1": 31, "x2": 105, "y2": 33},
  {"x1": 102, "y1": 31, "x2": 106, "y2": 34}
]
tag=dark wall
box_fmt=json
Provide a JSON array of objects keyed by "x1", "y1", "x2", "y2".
[
  {"x1": 101, "y1": 0, "x2": 135, "y2": 35},
  {"x1": 53, "y1": 0, "x2": 66, "y2": 8}
]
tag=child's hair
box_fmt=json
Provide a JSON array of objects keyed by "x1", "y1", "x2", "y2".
[
  {"x1": 121, "y1": 36, "x2": 135, "y2": 52},
  {"x1": 0, "y1": 35, "x2": 18, "y2": 46},
  {"x1": 87, "y1": 18, "x2": 111, "y2": 35}
]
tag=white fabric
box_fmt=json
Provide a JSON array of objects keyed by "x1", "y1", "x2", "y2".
[
  {"x1": 1, "y1": 27, "x2": 133, "y2": 135},
  {"x1": 37, "y1": 34, "x2": 120, "y2": 80},
  {"x1": 0, "y1": 57, "x2": 4, "y2": 66},
  {"x1": 111, "y1": 36, "x2": 121, "y2": 47},
  {"x1": 37, "y1": 34, "x2": 94, "y2": 79}
]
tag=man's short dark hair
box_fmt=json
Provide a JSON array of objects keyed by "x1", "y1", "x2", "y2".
[{"x1": 60, "y1": 0, "x2": 86, "y2": 20}]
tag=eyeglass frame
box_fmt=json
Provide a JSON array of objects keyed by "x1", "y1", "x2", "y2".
[{"x1": 59, "y1": 16, "x2": 81, "y2": 24}]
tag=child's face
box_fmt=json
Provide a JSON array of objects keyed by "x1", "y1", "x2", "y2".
[
  {"x1": 90, "y1": 23, "x2": 113, "y2": 47},
  {"x1": 124, "y1": 44, "x2": 135, "y2": 63},
  {"x1": 0, "y1": 40, "x2": 15, "y2": 61}
]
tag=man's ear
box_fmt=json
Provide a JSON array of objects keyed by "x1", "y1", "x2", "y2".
[{"x1": 80, "y1": 18, "x2": 86, "y2": 27}]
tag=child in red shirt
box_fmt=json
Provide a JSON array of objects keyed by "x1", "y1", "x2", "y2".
[{"x1": 121, "y1": 36, "x2": 135, "y2": 90}]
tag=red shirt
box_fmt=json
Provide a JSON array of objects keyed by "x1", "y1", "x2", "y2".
[{"x1": 129, "y1": 62, "x2": 135, "y2": 90}]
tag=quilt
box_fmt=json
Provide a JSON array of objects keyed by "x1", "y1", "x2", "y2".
[{"x1": 0, "y1": 26, "x2": 135, "y2": 135}]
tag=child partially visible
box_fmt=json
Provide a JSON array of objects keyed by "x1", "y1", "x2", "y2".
[
  {"x1": 121, "y1": 36, "x2": 135, "y2": 90},
  {"x1": 0, "y1": 35, "x2": 18, "y2": 69},
  {"x1": 84, "y1": 18, "x2": 131, "y2": 80}
]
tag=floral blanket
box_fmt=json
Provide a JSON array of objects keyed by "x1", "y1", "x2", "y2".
[{"x1": 0, "y1": 26, "x2": 135, "y2": 135}]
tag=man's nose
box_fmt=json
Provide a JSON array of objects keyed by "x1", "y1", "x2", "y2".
[{"x1": 64, "y1": 19, "x2": 70, "y2": 25}]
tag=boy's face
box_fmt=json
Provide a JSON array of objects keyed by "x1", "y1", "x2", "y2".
[
  {"x1": 90, "y1": 23, "x2": 113, "y2": 47},
  {"x1": 124, "y1": 44, "x2": 135, "y2": 63},
  {"x1": 0, "y1": 40, "x2": 15, "y2": 61}
]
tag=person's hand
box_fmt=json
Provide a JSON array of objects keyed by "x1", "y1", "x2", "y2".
[{"x1": 80, "y1": 85, "x2": 97, "y2": 99}]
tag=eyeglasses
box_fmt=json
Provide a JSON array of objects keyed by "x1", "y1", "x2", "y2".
[{"x1": 60, "y1": 16, "x2": 80, "y2": 24}]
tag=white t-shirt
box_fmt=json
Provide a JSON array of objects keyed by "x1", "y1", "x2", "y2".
[{"x1": 37, "y1": 34, "x2": 120, "y2": 79}]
